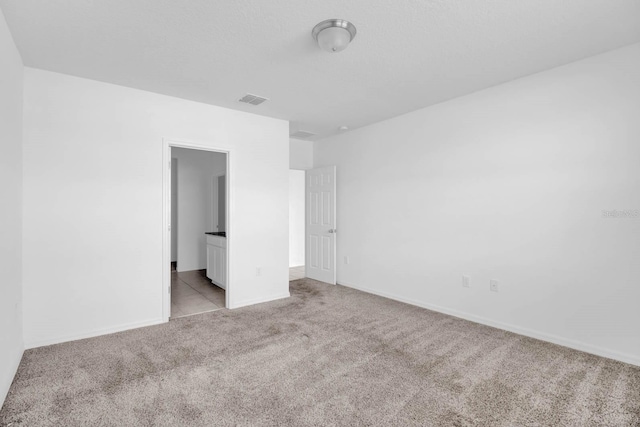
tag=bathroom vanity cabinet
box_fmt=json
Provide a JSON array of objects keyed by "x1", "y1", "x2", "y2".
[{"x1": 206, "y1": 234, "x2": 226, "y2": 289}]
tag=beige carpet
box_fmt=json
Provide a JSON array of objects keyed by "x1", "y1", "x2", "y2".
[{"x1": 1, "y1": 279, "x2": 639, "y2": 426}]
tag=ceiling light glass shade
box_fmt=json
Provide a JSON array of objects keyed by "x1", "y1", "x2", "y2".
[
  {"x1": 312, "y1": 19, "x2": 356, "y2": 53},
  {"x1": 316, "y1": 27, "x2": 351, "y2": 52}
]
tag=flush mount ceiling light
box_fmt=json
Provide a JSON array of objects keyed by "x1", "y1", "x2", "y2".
[{"x1": 312, "y1": 19, "x2": 357, "y2": 53}]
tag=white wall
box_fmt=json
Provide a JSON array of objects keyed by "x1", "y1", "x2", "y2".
[
  {"x1": 170, "y1": 158, "x2": 178, "y2": 262},
  {"x1": 22, "y1": 68, "x2": 290, "y2": 348},
  {"x1": 172, "y1": 147, "x2": 225, "y2": 272},
  {"x1": 210, "y1": 153, "x2": 227, "y2": 232},
  {"x1": 0, "y1": 8, "x2": 23, "y2": 406},
  {"x1": 290, "y1": 138, "x2": 313, "y2": 170},
  {"x1": 289, "y1": 138, "x2": 312, "y2": 268},
  {"x1": 315, "y1": 43, "x2": 640, "y2": 365},
  {"x1": 289, "y1": 170, "x2": 305, "y2": 267}
]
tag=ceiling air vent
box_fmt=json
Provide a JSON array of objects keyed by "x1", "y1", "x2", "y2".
[
  {"x1": 238, "y1": 93, "x2": 269, "y2": 106},
  {"x1": 290, "y1": 130, "x2": 316, "y2": 139}
]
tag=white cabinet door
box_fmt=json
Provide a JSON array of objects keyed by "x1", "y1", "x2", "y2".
[
  {"x1": 221, "y1": 247, "x2": 227, "y2": 288},
  {"x1": 206, "y1": 236, "x2": 227, "y2": 289},
  {"x1": 206, "y1": 245, "x2": 214, "y2": 280},
  {"x1": 211, "y1": 245, "x2": 226, "y2": 289}
]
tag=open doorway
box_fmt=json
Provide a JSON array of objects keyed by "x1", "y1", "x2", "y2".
[
  {"x1": 289, "y1": 170, "x2": 306, "y2": 281},
  {"x1": 169, "y1": 146, "x2": 228, "y2": 318}
]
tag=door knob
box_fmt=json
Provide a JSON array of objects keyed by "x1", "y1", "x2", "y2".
[{"x1": 328, "y1": 229, "x2": 337, "y2": 233}]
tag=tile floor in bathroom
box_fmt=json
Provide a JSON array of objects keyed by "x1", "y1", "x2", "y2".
[
  {"x1": 171, "y1": 265, "x2": 306, "y2": 319},
  {"x1": 171, "y1": 269, "x2": 225, "y2": 319}
]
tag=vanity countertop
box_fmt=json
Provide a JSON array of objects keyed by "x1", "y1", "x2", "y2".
[{"x1": 205, "y1": 232, "x2": 226, "y2": 237}]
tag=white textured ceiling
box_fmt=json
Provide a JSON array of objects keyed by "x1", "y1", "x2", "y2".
[{"x1": 2, "y1": 0, "x2": 639, "y2": 140}]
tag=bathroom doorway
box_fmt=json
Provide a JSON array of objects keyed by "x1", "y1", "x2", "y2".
[
  {"x1": 289, "y1": 169, "x2": 306, "y2": 281},
  {"x1": 164, "y1": 142, "x2": 229, "y2": 320}
]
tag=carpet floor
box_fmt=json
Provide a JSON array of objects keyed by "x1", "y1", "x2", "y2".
[{"x1": 1, "y1": 279, "x2": 639, "y2": 426}]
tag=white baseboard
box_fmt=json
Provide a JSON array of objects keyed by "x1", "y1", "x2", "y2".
[
  {"x1": 0, "y1": 344, "x2": 24, "y2": 408},
  {"x1": 339, "y1": 281, "x2": 640, "y2": 367},
  {"x1": 230, "y1": 292, "x2": 291, "y2": 309},
  {"x1": 25, "y1": 318, "x2": 166, "y2": 350},
  {"x1": 24, "y1": 292, "x2": 292, "y2": 349}
]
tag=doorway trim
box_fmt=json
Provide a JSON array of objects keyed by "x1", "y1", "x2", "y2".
[{"x1": 162, "y1": 138, "x2": 231, "y2": 322}]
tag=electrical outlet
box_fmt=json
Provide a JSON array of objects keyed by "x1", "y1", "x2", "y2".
[
  {"x1": 344, "y1": 256, "x2": 350, "y2": 264},
  {"x1": 490, "y1": 280, "x2": 499, "y2": 292},
  {"x1": 462, "y1": 275, "x2": 470, "y2": 288},
  {"x1": 256, "y1": 267, "x2": 262, "y2": 277}
]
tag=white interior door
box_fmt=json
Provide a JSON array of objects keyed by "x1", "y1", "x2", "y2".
[{"x1": 306, "y1": 166, "x2": 336, "y2": 284}]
